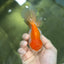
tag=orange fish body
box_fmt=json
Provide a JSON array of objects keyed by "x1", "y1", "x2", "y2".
[
  {"x1": 29, "y1": 21, "x2": 43, "y2": 51},
  {"x1": 23, "y1": 8, "x2": 43, "y2": 52}
]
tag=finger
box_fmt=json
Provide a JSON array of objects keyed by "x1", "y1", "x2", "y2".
[
  {"x1": 23, "y1": 50, "x2": 34, "y2": 61},
  {"x1": 40, "y1": 35, "x2": 55, "y2": 49},
  {"x1": 20, "y1": 40, "x2": 29, "y2": 51},
  {"x1": 20, "y1": 40, "x2": 27, "y2": 47},
  {"x1": 22, "y1": 33, "x2": 30, "y2": 40},
  {"x1": 18, "y1": 48, "x2": 34, "y2": 61},
  {"x1": 18, "y1": 48, "x2": 26, "y2": 57},
  {"x1": 22, "y1": 50, "x2": 35, "y2": 64}
]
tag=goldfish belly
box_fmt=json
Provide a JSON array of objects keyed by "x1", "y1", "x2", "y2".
[{"x1": 29, "y1": 39, "x2": 43, "y2": 51}]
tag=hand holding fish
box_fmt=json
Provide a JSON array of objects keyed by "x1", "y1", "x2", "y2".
[
  {"x1": 18, "y1": 33, "x2": 57, "y2": 64},
  {"x1": 18, "y1": 8, "x2": 57, "y2": 64}
]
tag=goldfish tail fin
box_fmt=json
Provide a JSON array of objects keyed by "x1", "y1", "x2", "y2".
[
  {"x1": 22, "y1": 7, "x2": 36, "y2": 26},
  {"x1": 22, "y1": 6, "x2": 43, "y2": 27}
]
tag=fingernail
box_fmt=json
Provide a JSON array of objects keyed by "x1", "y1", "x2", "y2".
[
  {"x1": 18, "y1": 48, "x2": 26, "y2": 54},
  {"x1": 22, "y1": 33, "x2": 30, "y2": 40},
  {"x1": 24, "y1": 36, "x2": 29, "y2": 40},
  {"x1": 20, "y1": 41, "x2": 27, "y2": 46}
]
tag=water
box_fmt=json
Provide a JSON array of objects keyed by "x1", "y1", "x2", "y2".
[{"x1": 0, "y1": 0, "x2": 64, "y2": 64}]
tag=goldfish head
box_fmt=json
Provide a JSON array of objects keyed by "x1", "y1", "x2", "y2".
[{"x1": 29, "y1": 39, "x2": 43, "y2": 52}]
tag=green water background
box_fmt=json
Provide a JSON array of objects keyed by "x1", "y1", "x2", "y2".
[{"x1": 0, "y1": 0, "x2": 64, "y2": 64}]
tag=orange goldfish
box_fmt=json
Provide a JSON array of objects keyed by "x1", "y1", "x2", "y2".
[{"x1": 23, "y1": 8, "x2": 43, "y2": 52}]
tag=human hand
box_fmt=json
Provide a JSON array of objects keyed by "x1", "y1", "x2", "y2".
[{"x1": 18, "y1": 33, "x2": 57, "y2": 64}]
